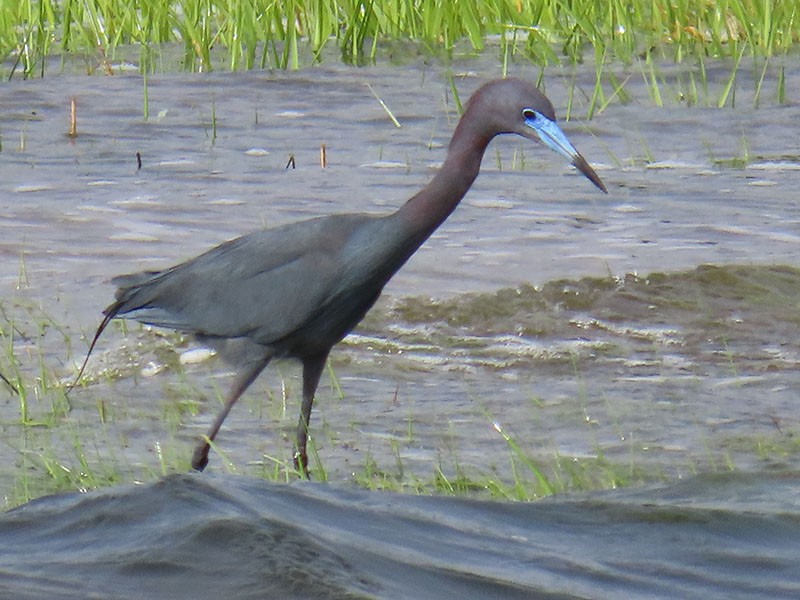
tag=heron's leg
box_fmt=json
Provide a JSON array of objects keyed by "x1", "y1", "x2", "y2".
[
  {"x1": 191, "y1": 356, "x2": 271, "y2": 471},
  {"x1": 295, "y1": 353, "x2": 329, "y2": 478}
]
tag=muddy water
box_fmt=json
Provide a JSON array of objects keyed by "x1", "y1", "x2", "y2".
[{"x1": 0, "y1": 50, "x2": 798, "y2": 497}]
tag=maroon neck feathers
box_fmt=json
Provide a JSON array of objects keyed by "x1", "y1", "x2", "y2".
[{"x1": 397, "y1": 102, "x2": 493, "y2": 236}]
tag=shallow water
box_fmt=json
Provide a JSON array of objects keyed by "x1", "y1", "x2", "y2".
[
  {"x1": 1, "y1": 471, "x2": 799, "y2": 599},
  {"x1": 2, "y1": 54, "x2": 798, "y2": 485},
  {"x1": 1, "y1": 47, "x2": 799, "y2": 598}
]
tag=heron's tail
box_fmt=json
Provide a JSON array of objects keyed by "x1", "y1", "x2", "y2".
[{"x1": 65, "y1": 302, "x2": 121, "y2": 394}]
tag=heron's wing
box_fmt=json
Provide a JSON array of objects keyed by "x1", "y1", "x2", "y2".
[{"x1": 109, "y1": 214, "x2": 373, "y2": 344}]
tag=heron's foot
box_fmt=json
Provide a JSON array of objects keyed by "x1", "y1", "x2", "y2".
[
  {"x1": 191, "y1": 443, "x2": 210, "y2": 472},
  {"x1": 293, "y1": 450, "x2": 310, "y2": 480}
]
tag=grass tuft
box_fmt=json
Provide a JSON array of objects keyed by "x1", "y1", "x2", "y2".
[{"x1": 1, "y1": 0, "x2": 798, "y2": 83}]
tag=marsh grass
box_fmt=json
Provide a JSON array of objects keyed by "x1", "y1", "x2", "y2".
[
  {"x1": 2, "y1": 0, "x2": 799, "y2": 100},
  {"x1": 705, "y1": 134, "x2": 752, "y2": 169},
  {"x1": 349, "y1": 431, "x2": 663, "y2": 501}
]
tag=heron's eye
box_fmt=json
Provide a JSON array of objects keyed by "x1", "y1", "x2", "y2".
[{"x1": 522, "y1": 108, "x2": 538, "y2": 121}]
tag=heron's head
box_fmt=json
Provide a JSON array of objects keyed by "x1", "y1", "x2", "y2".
[{"x1": 467, "y1": 78, "x2": 607, "y2": 193}]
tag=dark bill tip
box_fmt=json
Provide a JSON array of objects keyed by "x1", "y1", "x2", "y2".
[{"x1": 573, "y1": 153, "x2": 607, "y2": 194}]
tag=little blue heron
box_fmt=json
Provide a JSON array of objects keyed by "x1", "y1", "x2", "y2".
[{"x1": 76, "y1": 78, "x2": 607, "y2": 476}]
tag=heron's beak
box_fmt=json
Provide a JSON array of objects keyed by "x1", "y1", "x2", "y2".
[{"x1": 524, "y1": 114, "x2": 607, "y2": 194}]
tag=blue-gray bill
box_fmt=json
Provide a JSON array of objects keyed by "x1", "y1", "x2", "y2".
[
  {"x1": 572, "y1": 153, "x2": 607, "y2": 194},
  {"x1": 525, "y1": 111, "x2": 607, "y2": 194}
]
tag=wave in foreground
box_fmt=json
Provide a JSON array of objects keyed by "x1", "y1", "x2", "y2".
[{"x1": 1, "y1": 471, "x2": 799, "y2": 599}]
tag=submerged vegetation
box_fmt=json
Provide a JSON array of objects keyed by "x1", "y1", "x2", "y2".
[
  {"x1": 0, "y1": 0, "x2": 798, "y2": 78},
  {"x1": 2, "y1": 264, "x2": 800, "y2": 508}
]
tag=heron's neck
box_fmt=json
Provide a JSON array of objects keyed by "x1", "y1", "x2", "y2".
[{"x1": 396, "y1": 120, "x2": 491, "y2": 237}]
